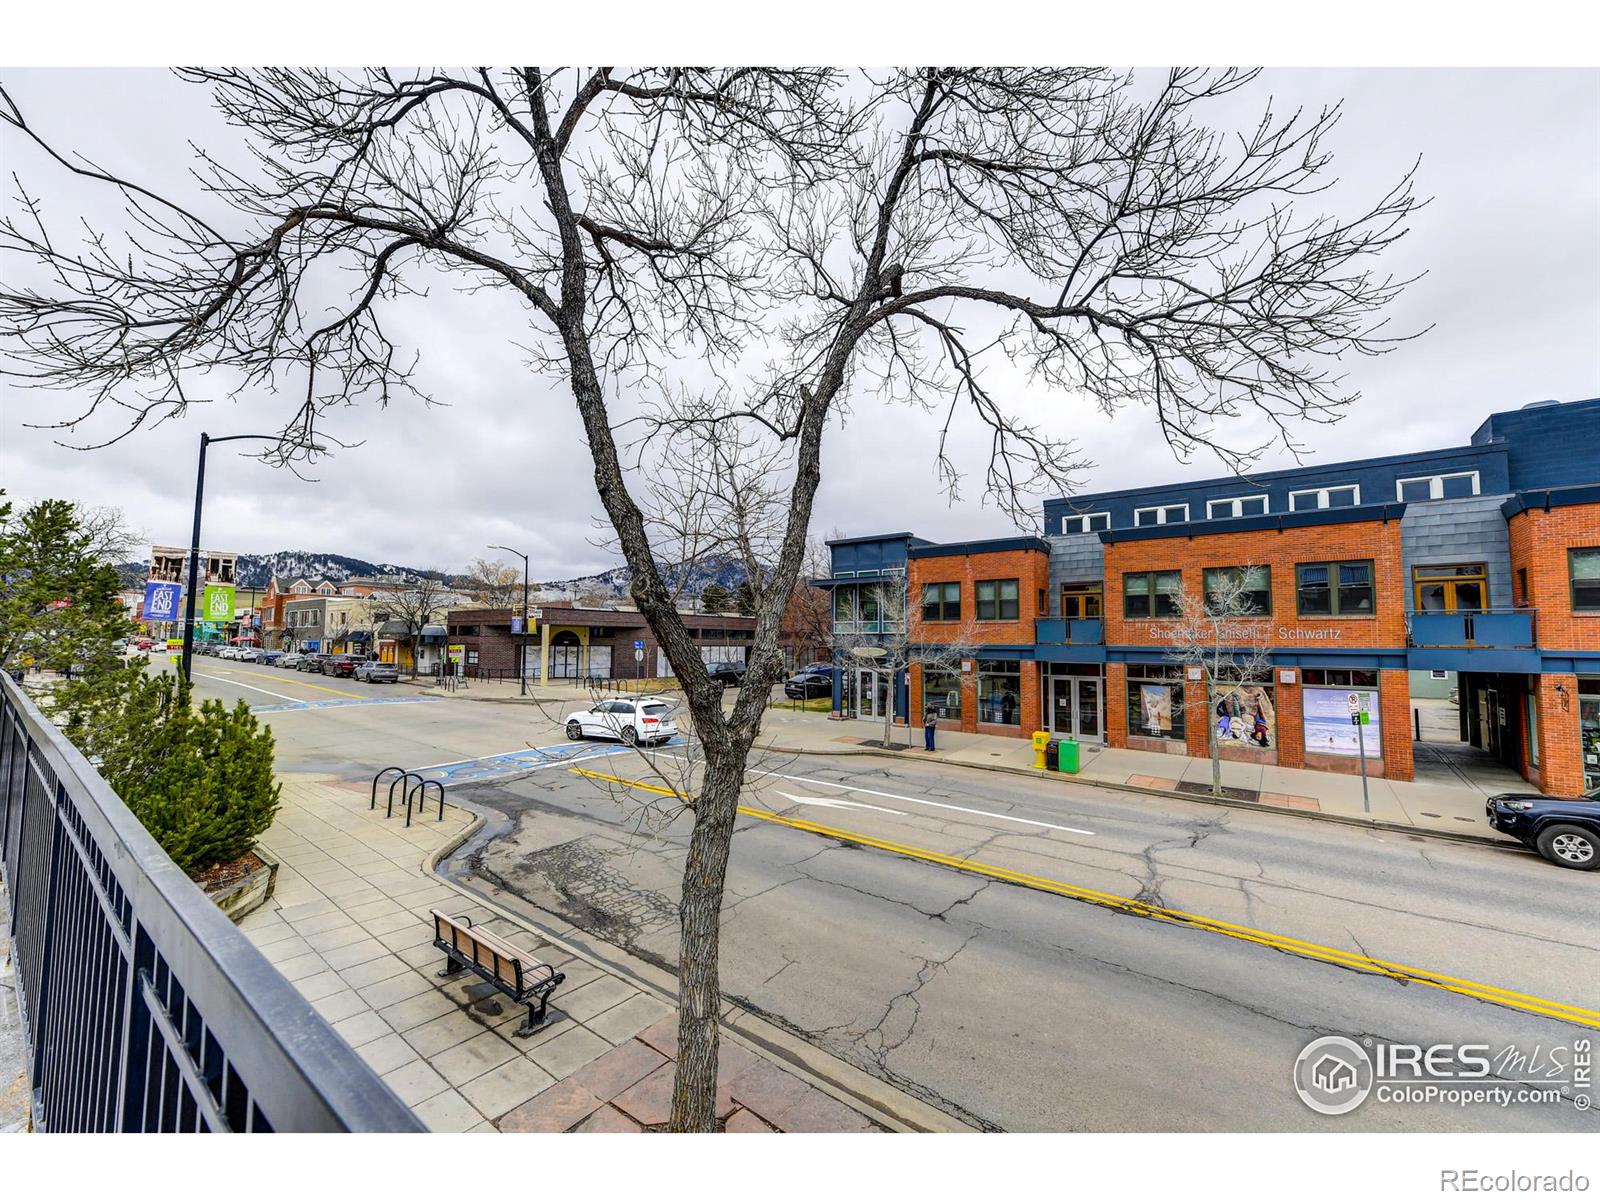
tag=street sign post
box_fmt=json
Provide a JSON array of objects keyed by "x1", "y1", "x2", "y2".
[{"x1": 1349, "y1": 693, "x2": 1373, "y2": 812}]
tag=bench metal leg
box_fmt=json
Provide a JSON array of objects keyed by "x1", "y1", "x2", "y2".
[
  {"x1": 436, "y1": 955, "x2": 466, "y2": 979},
  {"x1": 513, "y1": 991, "x2": 553, "y2": 1037}
]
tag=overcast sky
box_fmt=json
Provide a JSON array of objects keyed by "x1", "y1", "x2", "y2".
[{"x1": 1, "y1": 68, "x2": 1596, "y2": 577}]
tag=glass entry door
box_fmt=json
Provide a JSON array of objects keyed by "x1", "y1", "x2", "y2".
[
  {"x1": 857, "y1": 669, "x2": 887, "y2": 720},
  {"x1": 1048, "y1": 672, "x2": 1102, "y2": 740}
]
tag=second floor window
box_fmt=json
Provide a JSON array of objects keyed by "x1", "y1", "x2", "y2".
[
  {"x1": 1297, "y1": 560, "x2": 1375, "y2": 616},
  {"x1": 1203, "y1": 566, "x2": 1272, "y2": 615},
  {"x1": 975, "y1": 579, "x2": 1020, "y2": 621},
  {"x1": 1123, "y1": 571, "x2": 1182, "y2": 619},
  {"x1": 1289, "y1": 485, "x2": 1360, "y2": 511},
  {"x1": 1134, "y1": 504, "x2": 1188, "y2": 527},
  {"x1": 1060, "y1": 512, "x2": 1110, "y2": 535},
  {"x1": 921, "y1": 582, "x2": 960, "y2": 622},
  {"x1": 1060, "y1": 583, "x2": 1103, "y2": 620},
  {"x1": 1397, "y1": 471, "x2": 1479, "y2": 502},
  {"x1": 1206, "y1": 496, "x2": 1269, "y2": 519},
  {"x1": 1572, "y1": 548, "x2": 1600, "y2": 612}
]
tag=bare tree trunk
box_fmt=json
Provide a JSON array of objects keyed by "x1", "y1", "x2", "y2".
[
  {"x1": 670, "y1": 731, "x2": 748, "y2": 1131},
  {"x1": 1209, "y1": 684, "x2": 1223, "y2": 798}
]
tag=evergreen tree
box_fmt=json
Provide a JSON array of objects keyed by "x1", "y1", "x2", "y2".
[
  {"x1": 0, "y1": 493, "x2": 131, "y2": 676},
  {"x1": 733, "y1": 580, "x2": 758, "y2": 617},
  {"x1": 700, "y1": 582, "x2": 731, "y2": 613}
]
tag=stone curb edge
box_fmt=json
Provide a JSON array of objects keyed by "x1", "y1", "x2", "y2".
[
  {"x1": 418, "y1": 802, "x2": 973, "y2": 1134},
  {"x1": 757, "y1": 741, "x2": 1517, "y2": 851}
]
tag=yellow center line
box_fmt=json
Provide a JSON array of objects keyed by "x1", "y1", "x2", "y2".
[
  {"x1": 205, "y1": 665, "x2": 366, "y2": 700},
  {"x1": 569, "y1": 765, "x2": 1600, "y2": 1030}
]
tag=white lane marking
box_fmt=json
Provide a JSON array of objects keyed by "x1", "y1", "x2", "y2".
[
  {"x1": 191, "y1": 671, "x2": 304, "y2": 704},
  {"x1": 743, "y1": 761, "x2": 1094, "y2": 836},
  {"x1": 775, "y1": 790, "x2": 905, "y2": 816}
]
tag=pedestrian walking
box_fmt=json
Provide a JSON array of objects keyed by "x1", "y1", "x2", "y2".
[{"x1": 924, "y1": 703, "x2": 938, "y2": 751}]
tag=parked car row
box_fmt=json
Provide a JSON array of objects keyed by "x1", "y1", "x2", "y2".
[{"x1": 192, "y1": 643, "x2": 401, "y2": 682}]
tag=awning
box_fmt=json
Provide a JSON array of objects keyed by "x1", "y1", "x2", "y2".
[
  {"x1": 376, "y1": 620, "x2": 410, "y2": 637},
  {"x1": 345, "y1": 630, "x2": 371, "y2": 643}
]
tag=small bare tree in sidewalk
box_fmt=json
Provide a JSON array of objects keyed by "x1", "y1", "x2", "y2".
[
  {"x1": 373, "y1": 574, "x2": 450, "y2": 678},
  {"x1": 832, "y1": 573, "x2": 981, "y2": 749},
  {"x1": 1158, "y1": 568, "x2": 1275, "y2": 798}
]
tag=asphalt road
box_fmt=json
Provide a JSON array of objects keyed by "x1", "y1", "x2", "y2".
[{"x1": 168, "y1": 658, "x2": 1600, "y2": 1132}]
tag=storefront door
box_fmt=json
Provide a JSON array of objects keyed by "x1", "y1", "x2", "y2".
[
  {"x1": 857, "y1": 669, "x2": 887, "y2": 721},
  {"x1": 1047, "y1": 672, "x2": 1102, "y2": 740}
]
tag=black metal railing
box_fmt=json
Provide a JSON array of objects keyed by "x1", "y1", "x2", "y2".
[{"x1": 0, "y1": 673, "x2": 422, "y2": 1132}]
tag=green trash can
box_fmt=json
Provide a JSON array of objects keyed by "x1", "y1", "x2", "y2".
[{"x1": 1059, "y1": 737, "x2": 1081, "y2": 774}]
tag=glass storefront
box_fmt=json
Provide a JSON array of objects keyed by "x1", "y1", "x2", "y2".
[
  {"x1": 1581, "y1": 678, "x2": 1600, "y2": 792},
  {"x1": 923, "y1": 669, "x2": 962, "y2": 721},
  {"x1": 977, "y1": 659, "x2": 1021, "y2": 725},
  {"x1": 1127, "y1": 664, "x2": 1185, "y2": 741},
  {"x1": 1214, "y1": 683, "x2": 1276, "y2": 749}
]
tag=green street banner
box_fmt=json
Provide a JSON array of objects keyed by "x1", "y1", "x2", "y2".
[{"x1": 203, "y1": 583, "x2": 236, "y2": 622}]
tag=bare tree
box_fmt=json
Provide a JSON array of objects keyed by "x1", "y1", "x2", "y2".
[
  {"x1": 372, "y1": 573, "x2": 449, "y2": 677},
  {"x1": 832, "y1": 572, "x2": 982, "y2": 748},
  {"x1": 0, "y1": 67, "x2": 1422, "y2": 1130},
  {"x1": 461, "y1": 556, "x2": 523, "y2": 609},
  {"x1": 1157, "y1": 568, "x2": 1275, "y2": 798},
  {"x1": 780, "y1": 538, "x2": 834, "y2": 671}
]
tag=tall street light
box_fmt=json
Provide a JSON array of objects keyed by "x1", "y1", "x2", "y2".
[
  {"x1": 489, "y1": 544, "x2": 530, "y2": 697},
  {"x1": 181, "y1": 431, "x2": 315, "y2": 682}
]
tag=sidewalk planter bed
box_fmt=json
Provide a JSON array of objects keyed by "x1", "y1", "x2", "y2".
[{"x1": 197, "y1": 844, "x2": 279, "y2": 923}]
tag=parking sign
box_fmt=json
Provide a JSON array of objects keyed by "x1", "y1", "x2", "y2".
[{"x1": 143, "y1": 581, "x2": 183, "y2": 622}]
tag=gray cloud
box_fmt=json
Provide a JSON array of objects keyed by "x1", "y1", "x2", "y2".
[{"x1": 2, "y1": 68, "x2": 1596, "y2": 574}]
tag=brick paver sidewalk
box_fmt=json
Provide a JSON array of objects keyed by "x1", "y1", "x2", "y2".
[{"x1": 240, "y1": 773, "x2": 883, "y2": 1132}]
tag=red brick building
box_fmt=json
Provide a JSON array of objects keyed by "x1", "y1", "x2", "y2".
[{"x1": 445, "y1": 604, "x2": 755, "y2": 680}]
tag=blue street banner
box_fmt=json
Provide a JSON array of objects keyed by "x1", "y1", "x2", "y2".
[{"x1": 143, "y1": 581, "x2": 183, "y2": 623}]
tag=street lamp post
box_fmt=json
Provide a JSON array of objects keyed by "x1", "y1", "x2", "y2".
[
  {"x1": 180, "y1": 431, "x2": 317, "y2": 682},
  {"x1": 489, "y1": 544, "x2": 530, "y2": 697}
]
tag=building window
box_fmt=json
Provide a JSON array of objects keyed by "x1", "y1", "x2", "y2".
[
  {"x1": 1123, "y1": 571, "x2": 1182, "y2": 619},
  {"x1": 1413, "y1": 563, "x2": 1488, "y2": 612},
  {"x1": 976, "y1": 659, "x2": 1021, "y2": 725},
  {"x1": 1516, "y1": 567, "x2": 1529, "y2": 606},
  {"x1": 1300, "y1": 668, "x2": 1380, "y2": 687},
  {"x1": 1203, "y1": 566, "x2": 1272, "y2": 616},
  {"x1": 859, "y1": 587, "x2": 881, "y2": 626},
  {"x1": 1396, "y1": 471, "x2": 1479, "y2": 503},
  {"x1": 1289, "y1": 485, "x2": 1360, "y2": 511},
  {"x1": 1133, "y1": 504, "x2": 1189, "y2": 527},
  {"x1": 1206, "y1": 495, "x2": 1269, "y2": 520},
  {"x1": 975, "y1": 579, "x2": 1020, "y2": 621},
  {"x1": 833, "y1": 586, "x2": 855, "y2": 625},
  {"x1": 1060, "y1": 583, "x2": 1102, "y2": 620},
  {"x1": 1429, "y1": 669, "x2": 1450, "y2": 680},
  {"x1": 923, "y1": 669, "x2": 963, "y2": 721},
  {"x1": 1215, "y1": 684, "x2": 1277, "y2": 750},
  {"x1": 1296, "y1": 560, "x2": 1375, "y2": 616},
  {"x1": 921, "y1": 582, "x2": 961, "y2": 622},
  {"x1": 1127, "y1": 664, "x2": 1185, "y2": 741},
  {"x1": 1580, "y1": 679, "x2": 1600, "y2": 792},
  {"x1": 1060, "y1": 512, "x2": 1110, "y2": 535},
  {"x1": 1571, "y1": 548, "x2": 1600, "y2": 612}
]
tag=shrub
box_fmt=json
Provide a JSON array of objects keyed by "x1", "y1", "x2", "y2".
[{"x1": 64, "y1": 671, "x2": 280, "y2": 875}]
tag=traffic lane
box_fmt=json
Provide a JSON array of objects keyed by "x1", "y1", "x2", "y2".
[
  {"x1": 465, "y1": 768, "x2": 1594, "y2": 1132},
  {"x1": 731, "y1": 752, "x2": 1600, "y2": 1012},
  {"x1": 604, "y1": 752, "x2": 1600, "y2": 1024}
]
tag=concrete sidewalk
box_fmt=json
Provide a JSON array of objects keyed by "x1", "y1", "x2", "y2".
[
  {"x1": 240, "y1": 772, "x2": 946, "y2": 1132},
  {"x1": 756, "y1": 708, "x2": 1514, "y2": 843}
]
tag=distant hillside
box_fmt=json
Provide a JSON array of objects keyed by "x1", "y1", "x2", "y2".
[{"x1": 116, "y1": 549, "x2": 753, "y2": 601}]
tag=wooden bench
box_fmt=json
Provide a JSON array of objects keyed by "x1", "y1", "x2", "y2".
[{"x1": 430, "y1": 911, "x2": 565, "y2": 1037}]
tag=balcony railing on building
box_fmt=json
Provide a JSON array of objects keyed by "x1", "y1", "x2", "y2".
[
  {"x1": 1035, "y1": 617, "x2": 1105, "y2": 645},
  {"x1": 1405, "y1": 607, "x2": 1537, "y2": 649},
  {"x1": 0, "y1": 673, "x2": 421, "y2": 1133}
]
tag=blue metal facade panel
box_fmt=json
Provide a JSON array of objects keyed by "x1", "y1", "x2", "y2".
[{"x1": 1471, "y1": 397, "x2": 1600, "y2": 489}]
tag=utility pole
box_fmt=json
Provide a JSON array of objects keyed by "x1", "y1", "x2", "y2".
[{"x1": 489, "y1": 544, "x2": 530, "y2": 697}]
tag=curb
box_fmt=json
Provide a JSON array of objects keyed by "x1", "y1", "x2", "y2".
[
  {"x1": 757, "y1": 740, "x2": 1514, "y2": 850},
  {"x1": 419, "y1": 803, "x2": 973, "y2": 1133}
]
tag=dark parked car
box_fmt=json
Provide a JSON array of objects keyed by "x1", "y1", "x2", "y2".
[
  {"x1": 299, "y1": 653, "x2": 333, "y2": 672},
  {"x1": 784, "y1": 671, "x2": 833, "y2": 700},
  {"x1": 321, "y1": 655, "x2": 360, "y2": 678},
  {"x1": 709, "y1": 662, "x2": 747, "y2": 687},
  {"x1": 1486, "y1": 786, "x2": 1600, "y2": 870}
]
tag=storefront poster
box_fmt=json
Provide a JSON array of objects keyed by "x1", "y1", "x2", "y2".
[
  {"x1": 1216, "y1": 685, "x2": 1276, "y2": 749},
  {"x1": 1140, "y1": 684, "x2": 1174, "y2": 735},
  {"x1": 1302, "y1": 687, "x2": 1381, "y2": 756}
]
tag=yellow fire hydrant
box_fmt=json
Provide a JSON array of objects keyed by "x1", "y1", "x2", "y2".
[{"x1": 1031, "y1": 730, "x2": 1049, "y2": 770}]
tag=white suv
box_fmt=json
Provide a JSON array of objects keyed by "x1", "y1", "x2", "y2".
[{"x1": 563, "y1": 696, "x2": 678, "y2": 746}]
